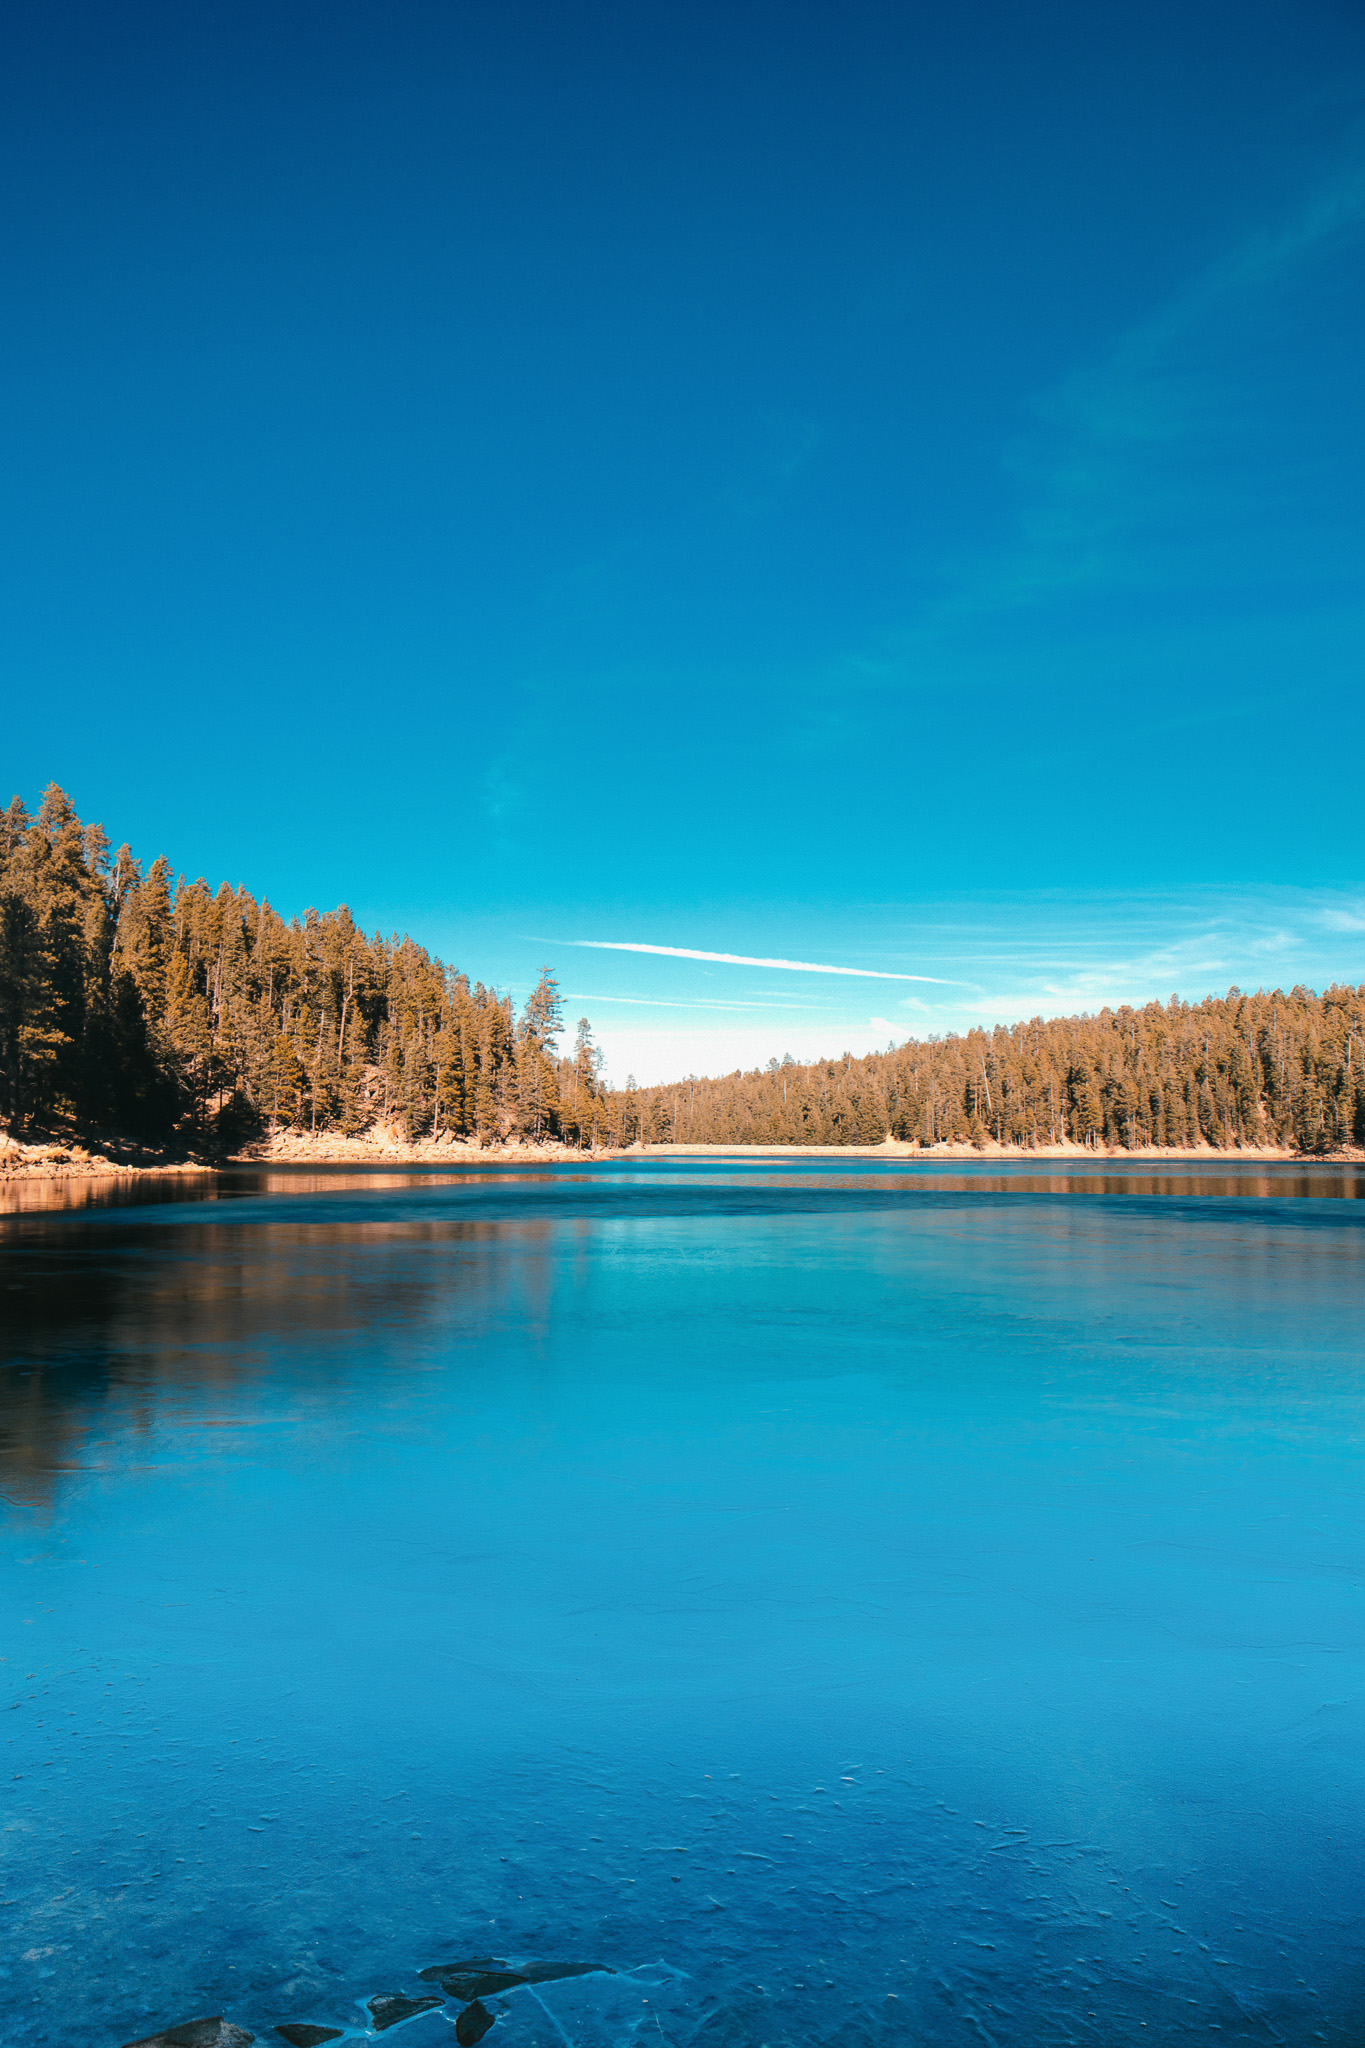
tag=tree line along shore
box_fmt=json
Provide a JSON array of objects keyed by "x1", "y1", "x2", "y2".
[{"x1": 2, "y1": 784, "x2": 1362, "y2": 1161}]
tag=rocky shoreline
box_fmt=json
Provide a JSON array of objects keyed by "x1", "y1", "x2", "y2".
[
  {"x1": 0, "y1": 1130, "x2": 1358, "y2": 1196},
  {"x1": 0, "y1": 1138, "x2": 213, "y2": 1183},
  {"x1": 3, "y1": 1129, "x2": 1362, "y2": 1188}
]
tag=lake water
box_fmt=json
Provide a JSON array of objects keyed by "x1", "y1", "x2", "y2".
[{"x1": 2, "y1": 1157, "x2": 1364, "y2": 2047}]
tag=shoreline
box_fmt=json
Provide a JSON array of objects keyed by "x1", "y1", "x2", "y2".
[
  {"x1": 3, "y1": 1130, "x2": 1362, "y2": 1186},
  {"x1": 234, "y1": 1131, "x2": 1365, "y2": 1166},
  {"x1": 0, "y1": 1140, "x2": 214, "y2": 1184},
  {"x1": 632, "y1": 1139, "x2": 1365, "y2": 1162}
]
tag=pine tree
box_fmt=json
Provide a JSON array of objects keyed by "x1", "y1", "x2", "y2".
[
  {"x1": 515, "y1": 968, "x2": 564, "y2": 1140},
  {"x1": 4, "y1": 782, "x2": 1365, "y2": 1160}
]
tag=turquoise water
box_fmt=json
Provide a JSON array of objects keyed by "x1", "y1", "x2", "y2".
[{"x1": 2, "y1": 1158, "x2": 1364, "y2": 2046}]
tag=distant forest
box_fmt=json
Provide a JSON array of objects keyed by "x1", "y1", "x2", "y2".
[{"x1": 2, "y1": 784, "x2": 1362, "y2": 1154}]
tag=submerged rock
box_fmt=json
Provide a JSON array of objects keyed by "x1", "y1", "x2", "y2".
[
  {"x1": 454, "y1": 2003, "x2": 497, "y2": 2047},
  {"x1": 122, "y1": 2022, "x2": 254, "y2": 2048},
  {"x1": 416, "y1": 1957, "x2": 508, "y2": 1983},
  {"x1": 518, "y1": 1963, "x2": 609, "y2": 1987},
  {"x1": 366, "y1": 1992, "x2": 445, "y2": 2030},
  {"x1": 431, "y1": 1970, "x2": 526, "y2": 2001},
  {"x1": 418, "y1": 1956, "x2": 611, "y2": 2000},
  {"x1": 274, "y1": 2028, "x2": 343, "y2": 2047}
]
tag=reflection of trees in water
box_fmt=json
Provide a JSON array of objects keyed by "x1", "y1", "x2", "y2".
[
  {"x1": 0, "y1": 1170, "x2": 212, "y2": 1217},
  {"x1": 0, "y1": 1207, "x2": 558, "y2": 1514},
  {"x1": 5, "y1": 1159, "x2": 1361, "y2": 1514}
]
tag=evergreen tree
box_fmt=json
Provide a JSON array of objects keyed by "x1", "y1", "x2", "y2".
[
  {"x1": 2, "y1": 782, "x2": 1363, "y2": 1159},
  {"x1": 515, "y1": 968, "x2": 563, "y2": 1139}
]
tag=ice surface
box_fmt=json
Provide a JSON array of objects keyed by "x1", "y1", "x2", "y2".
[
  {"x1": 3, "y1": 1159, "x2": 1365, "y2": 2046},
  {"x1": 120, "y1": 2022, "x2": 256, "y2": 2048}
]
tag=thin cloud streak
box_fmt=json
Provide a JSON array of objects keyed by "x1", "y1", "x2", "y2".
[
  {"x1": 564, "y1": 939, "x2": 956, "y2": 983},
  {"x1": 539, "y1": 889, "x2": 1361, "y2": 1082}
]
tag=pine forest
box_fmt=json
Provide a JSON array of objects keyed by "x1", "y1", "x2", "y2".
[{"x1": 2, "y1": 784, "x2": 1362, "y2": 1156}]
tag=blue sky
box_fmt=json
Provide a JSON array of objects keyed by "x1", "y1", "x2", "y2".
[{"x1": 4, "y1": 0, "x2": 1363, "y2": 1079}]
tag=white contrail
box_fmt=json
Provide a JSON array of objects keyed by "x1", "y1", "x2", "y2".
[{"x1": 564, "y1": 939, "x2": 955, "y2": 983}]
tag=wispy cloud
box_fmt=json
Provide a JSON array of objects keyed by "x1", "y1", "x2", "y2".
[
  {"x1": 560, "y1": 939, "x2": 956, "y2": 983},
  {"x1": 870, "y1": 898, "x2": 1326, "y2": 1030},
  {"x1": 986, "y1": 163, "x2": 1365, "y2": 614},
  {"x1": 1317, "y1": 903, "x2": 1365, "y2": 934},
  {"x1": 837, "y1": 156, "x2": 1365, "y2": 673}
]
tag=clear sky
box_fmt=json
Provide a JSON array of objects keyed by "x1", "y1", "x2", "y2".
[{"x1": 4, "y1": 0, "x2": 1363, "y2": 1079}]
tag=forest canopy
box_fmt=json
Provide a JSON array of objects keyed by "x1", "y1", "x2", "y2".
[{"x1": 1, "y1": 784, "x2": 1362, "y2": 1154}]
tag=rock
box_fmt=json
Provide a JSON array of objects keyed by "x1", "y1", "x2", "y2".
[
  {"x1": 417, "y1": 1958, "x2": 509, "y2": 1983},
  {"x1": 366, "y1": 1992, "x2": 445, "y2": 2030},
  {"x1": 121, "y1": 2023, "x2": 254, "y2": 2048},
  {"x1": 418, "y1": 1958, "x2": 609, "y2": 1999},
  {"x1": 274, "y1": 2029, "x2": 344, "y2": 2047},
  {"x1": 433, "y1": 1971, "x2": 527, "y2": 2001},
  {"x1": 454, "y1": 2003, "x2": 497, "y2": 2047},
  {"x1": 518, "y1": 1963, "x2": 609, "y2": 1987}
]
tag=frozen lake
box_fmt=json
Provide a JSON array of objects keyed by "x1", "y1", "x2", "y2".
[{"x1": 2, "y1": 1157, "x2": 1364, "y2": 2046}]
